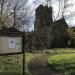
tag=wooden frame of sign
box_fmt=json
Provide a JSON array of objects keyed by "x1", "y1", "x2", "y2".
[
  {"x1": 0, "y1": 36, "x2": 24, "y2": 56},
  {"x1": 0, "y1": 33, "x2": 25, "y2": 55}
]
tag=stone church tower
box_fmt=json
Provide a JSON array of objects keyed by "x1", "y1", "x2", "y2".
[{"x1": 34, "y1": 5, "x2": 53, "y2": 49}]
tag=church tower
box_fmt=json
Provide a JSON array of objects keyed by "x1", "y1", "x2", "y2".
[{"x1": 34, "y1": 5, "x2": 53, "y2": 49}]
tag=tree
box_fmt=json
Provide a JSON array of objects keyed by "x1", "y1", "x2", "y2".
[
  {"x1": 67, "y1": 27, "x2": 75, "y2": 47},
  {"x1": 12, "y1": 0, "x2": 30, "y2": 31},
  {"x1": 0, "y1": 0, "x2": 31, "y2": 31}
]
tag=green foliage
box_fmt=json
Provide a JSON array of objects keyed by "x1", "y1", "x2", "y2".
[
  {"x1": 68, "y1": 27, "x2": 75, "y2": 47},
  {"x1": 68, "y1": 27, "x2": 75, "y2": 38},
  {"x1": 0, "y1": 14, "x2": 13, "y2": 28}
]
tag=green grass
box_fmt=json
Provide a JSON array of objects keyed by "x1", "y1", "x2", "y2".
[
  {"x1": 42, "y1": 48, "x2": 75, "y2": 54},
  {"x1": 0, "y1": 54, "x2": 34, "y2": 75},
  {"x1": 48, "y1": 53, "x2": 75, "y2": 75},
  {"x1": 0, "y1": 55, "x2": 23, "y2": 75},
  {"x1": 31, "y1": 48, "x2": 75, "y2": 54},
  {"x1": 0, "y1": 53, "x2": 41, "y2": 75},
  {"x1": 0, "y1": 48, "x2": 75, "y2": 75}
]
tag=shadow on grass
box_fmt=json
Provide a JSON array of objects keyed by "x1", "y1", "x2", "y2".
[{"x1": 47, "y1": 63, "x2": 75, "y2": 75}]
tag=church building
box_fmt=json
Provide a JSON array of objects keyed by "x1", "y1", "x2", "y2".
[{"x1": 34, "y1": 5, "x2": 68, "y2": 49}]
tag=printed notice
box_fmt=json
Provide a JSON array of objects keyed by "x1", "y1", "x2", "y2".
[
  {"x1": 16, "y1": 43, "x2": 21, "y2": 49},
  {"x1": 8, "y1": 39, "x2": 16, "y2": 48}
]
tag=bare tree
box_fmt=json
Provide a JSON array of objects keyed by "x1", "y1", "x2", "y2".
[
  {"x1": 33, "y1": 0, "x2": 74, "y2": 22},
  {"x1": 0, "y1": 0, "x2": 31, "y2": 31}
]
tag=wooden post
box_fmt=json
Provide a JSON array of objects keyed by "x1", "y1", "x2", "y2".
[
  {"x1": 22, "y1": 33, "x2": 25, "y2": 75},
  {"x1": 23, "y1": 51, "x2": 25, "y2": 75}
]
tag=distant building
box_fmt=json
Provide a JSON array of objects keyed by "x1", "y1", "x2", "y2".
[
  {"x1": 53, "y1": 18, "x2": 69, "y2": 47},
  {"x1": 25, "y1": 31, "x2": 34, "y2": 51}
]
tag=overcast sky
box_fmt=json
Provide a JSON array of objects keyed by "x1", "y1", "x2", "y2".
[{"x1": 27, "y1": 0, "x2": 75, "y2": 31}]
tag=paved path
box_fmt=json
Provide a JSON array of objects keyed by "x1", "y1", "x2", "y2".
[{"x1": 28, "y1": 54, "x2": 57, "y2": 75}]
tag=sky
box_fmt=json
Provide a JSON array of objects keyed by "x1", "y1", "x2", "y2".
[{"x1": 27, "y1": 0, "x2": 75, "y2": 31}]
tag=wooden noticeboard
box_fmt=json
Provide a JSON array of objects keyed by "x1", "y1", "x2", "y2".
[
  {"x1": 0, "y1": 27, "x2": 25, "y2": 55},
  {"x1": 0, "y1": 27, "x2": 25, "y2": 75}
]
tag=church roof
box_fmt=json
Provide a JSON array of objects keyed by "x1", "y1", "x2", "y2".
[
  {"x1": 54, "y1": 18, "x2": 68, "y2": 28},
  {"x1": 0, "y1": 27, "x2": 24, "y2": 37}
]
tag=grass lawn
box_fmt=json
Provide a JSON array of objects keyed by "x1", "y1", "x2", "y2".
[
  {"x1": 0, "y1": 54, "x2": 23, "y2": 75},
  {"x1": 0, "y1": 48, "x2": 75, "y2": 75},
  {"x1": 48, "y1": 53, "x2": 75, "y2": 75},
  {"x1": 0, "y1": 53, "x2": 42, "y2": 75}
]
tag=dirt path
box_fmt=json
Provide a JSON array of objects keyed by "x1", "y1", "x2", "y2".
[{"x1": 28, "y1": 54, "x2": 57, "y2": 75}]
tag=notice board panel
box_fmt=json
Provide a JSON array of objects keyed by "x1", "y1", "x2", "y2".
[{"x1": 0, "y1": 36, "x2": 23, "y2": 55}]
